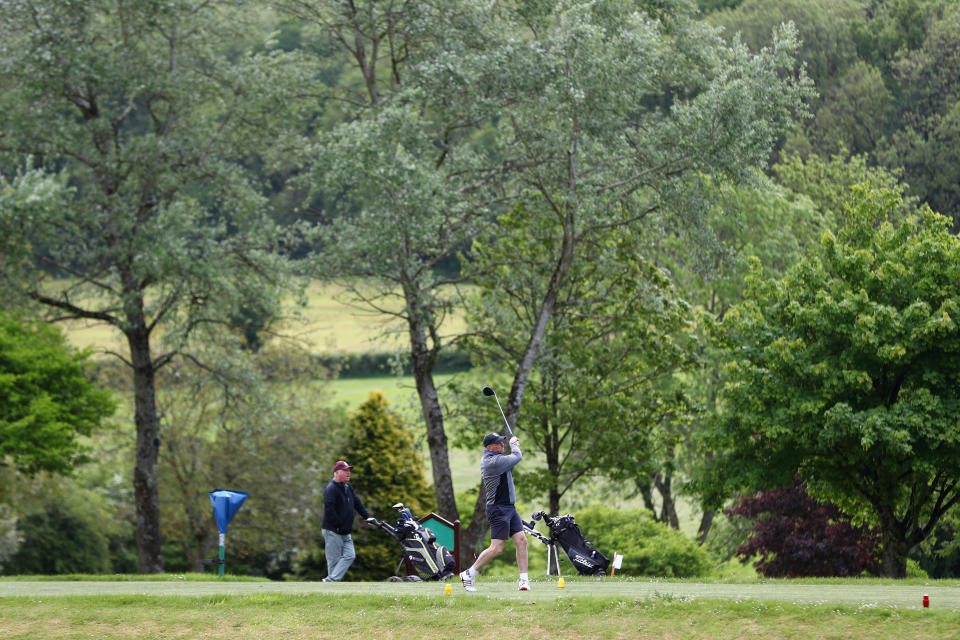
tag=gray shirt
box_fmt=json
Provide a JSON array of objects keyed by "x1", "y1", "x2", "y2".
[{"x1": 480, "y1": 443, "x2": 522, "y2": 506}]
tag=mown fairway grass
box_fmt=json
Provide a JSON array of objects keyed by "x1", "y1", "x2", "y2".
[{"x1": 2, "y1": 577, "x2": 959, "y2": 639}]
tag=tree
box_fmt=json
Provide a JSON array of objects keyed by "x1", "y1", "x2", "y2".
[
  {"x1": 794, "y1": 61, "x2": 892, "y2": 157},
  {"x1": 877, "y1": 3, "x2": 960, "y2": 225},
  {"x1": 708, "y1": 0, "x2": 863, "y2": 90},
  {"x1": 463, "y1": 203, "x2": 696, "y2": 517},
  {"x1": 456, "y1": 0, "x2": 810, "y2": 555},
  {"x1": 0, "y1": 312, "x2": 114, "y2": 476},
  {"x1": 280, "y1": 0, "x2": 505, "y2": 523},
  {"x1": 0, "y1": 0, "x2": 305, "y2": 572},
  {"x1": 728, "y1": 482, "x2": 880, "y2": 578},
  {"x1": 773, "y1": 151, "x2": 916, "y2": 224},
  {"x1": 715, "y1": 186, "x2": 960, "y2": 576},
  {"x1": 852, "y1": 0, "x2": 940, "y2": 74}
]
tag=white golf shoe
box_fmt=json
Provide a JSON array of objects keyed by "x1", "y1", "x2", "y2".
[
  {"x1": 518, "y1": 577, "x2": 530, "y2": 591},
  {"x1": 460, "y1": 569, "x2": 477, "y2": 592}
]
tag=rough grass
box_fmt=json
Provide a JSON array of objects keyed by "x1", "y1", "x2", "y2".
[{"x1": 2, "y1": 579, "x2": 959, "y2": 640}]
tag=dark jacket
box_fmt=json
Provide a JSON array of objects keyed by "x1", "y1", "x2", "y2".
[{"x1": 322, "y1": 480, "x2": 370, "y2": 534}]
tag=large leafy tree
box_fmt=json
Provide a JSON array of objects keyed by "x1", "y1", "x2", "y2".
[
  {"x1": 279, "y1": 0, "x2": 505, "y2": 524},
  {"x1": 0, "y1": 0, "x2": 305, "y2": 572},
  {"x1": 670, "y1": 153, "x2": 911, "y2": 542},
  {"x1": 716, "y1": 186, "x2": 960, "y2": 576},
  {"x1": 456, "y1": 0, "x2": 810, "y2": 554},
  {"x1": 0, "y1": 312, "x2": 114, "y2": 476},
  {"x1": 463, "y1": 202, "x2": 696, "y2": 517}
]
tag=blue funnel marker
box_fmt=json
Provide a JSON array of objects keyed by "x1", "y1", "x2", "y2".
[{"x1": 209, "y1": 490, "x2": 248, "y2": 576}]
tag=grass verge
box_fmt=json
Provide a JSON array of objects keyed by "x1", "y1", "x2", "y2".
[{"x1": 1, "y1": 586, "x2": 957, "y2": 640}]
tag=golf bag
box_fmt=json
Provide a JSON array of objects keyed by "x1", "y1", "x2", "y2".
[
  {"x1": 365, "y1": 503, "x2": 456, "y2": 581},
  {"x1": 524, "y1": 511, "x2": 610, "y2": 576}
]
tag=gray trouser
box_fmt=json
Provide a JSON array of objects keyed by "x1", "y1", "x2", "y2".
[{"x1": 322, "y1": 528, "x2": 356, "y2": 581}]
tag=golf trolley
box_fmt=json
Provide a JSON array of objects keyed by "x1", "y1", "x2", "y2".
[
  {"x1": 522, "y1": 510, "x2": 610, "y2": 576},
  {"x1": 365, "y1": 503, "x2": 456, "y2": 581}
]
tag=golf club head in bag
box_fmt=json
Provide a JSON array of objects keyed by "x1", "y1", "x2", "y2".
[
  {"x1": 521, "y1": 518, "x2": 552, "y2": 547},
  {"x1": 370, "y1": 503, "x2": 455, "y2": 581}
]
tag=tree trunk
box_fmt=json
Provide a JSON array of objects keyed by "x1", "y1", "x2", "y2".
[
  {"x1": 128, "y1": 323, "x2": 164, "y2": 573},
  {"x1": 547, "y1": 412, "x2": 561, "y2": 515},
  {"x1": 653, "y1": 472, "x2": 680, "y2": 529},
  {"x1": 696, "y1": 508, "x2": 714, "y2": 545},
  {"x1": 877, "y1": 512, "x2": 909, "y2": 578},
  {"x1": 879, "y1": 540, "x2": 908, "y2": 578},
  {"x1": 635, "y1": 478, "x2": 656, "y2": 516},
  {"x1": 549, "y1": 485, "x2": 560, "y2": 517},
  {"x1": 412, "y1": 361, "x2": 458, "y2": 520},
  {"x1": 461, "y1": 488, "x2": 488, "y2": 569},
  {"x1": 406, "y1": 305, "x2": 457, "y2": 521}
]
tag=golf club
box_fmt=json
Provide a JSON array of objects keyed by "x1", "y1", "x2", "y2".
[{"x1": 482, "y1": 385, "x2": 513, "y2": 436}]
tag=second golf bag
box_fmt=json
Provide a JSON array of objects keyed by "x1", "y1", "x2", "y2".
[
  {"x1": 366, "y1": 503, "x2": 456, "y2": 580},
  {"x1": 525, "y1": 511, "x2": 610, "y2": 576}
]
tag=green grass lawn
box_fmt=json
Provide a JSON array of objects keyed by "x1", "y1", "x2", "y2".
[
  {"x1": 60, "y1": 280, "x2": 470, "y2": 356},
  {"x1": 324, "y1": 374, "x2": 446, "y2": 410},
  {"x1": 2, "y1": 577, "x2": 958, "y2": 639}
]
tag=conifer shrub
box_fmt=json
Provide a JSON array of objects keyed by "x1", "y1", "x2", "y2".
[{"x1": 322, "y1": 392, "x2": 434, "y2": 581}]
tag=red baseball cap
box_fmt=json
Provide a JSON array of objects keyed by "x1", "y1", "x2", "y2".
[{"x1": 333, "y1": 460, "x2": 353, "y2": 471}]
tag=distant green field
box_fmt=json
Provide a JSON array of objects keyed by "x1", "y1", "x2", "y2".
[
  {"x1": 60, "y1": 280, "x2": 469, "y2": 356},
  {"x1": 324, "y1": 374, "x2": 452, "y2": 410}
]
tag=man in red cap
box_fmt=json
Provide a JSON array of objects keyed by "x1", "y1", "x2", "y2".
[{"x1": 321, "y1": 460, "x2": 371, "y2": 581}]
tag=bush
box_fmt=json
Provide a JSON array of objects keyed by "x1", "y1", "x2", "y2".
[
  {"x1": 314, "y1": 349, "x2": 472, "y2": 379},
  {"x1": 5, "y1": 501, "x2": 111, "y2": 575},
  {"x1": 572, "y1": 505, "x2": 711, "y2": 578},
  {"x1": 906, "y1": 558, "x2": 929, "y2": 579},
  {"x1": 727, "y1": 482, "x2": 880, "y2": 578}
]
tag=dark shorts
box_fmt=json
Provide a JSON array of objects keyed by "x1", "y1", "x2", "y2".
[{"x1": 486, "y1": 503, "x2": 523, "y2": 541}]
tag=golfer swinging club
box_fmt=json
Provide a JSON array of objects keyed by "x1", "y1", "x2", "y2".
[{"x1": 460, "y1": 432, "x2": 529, "y2": 592}]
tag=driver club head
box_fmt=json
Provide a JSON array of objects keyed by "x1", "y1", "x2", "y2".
[{"x1": 481, "y1": 385, "x2": 513, "y2": 435}]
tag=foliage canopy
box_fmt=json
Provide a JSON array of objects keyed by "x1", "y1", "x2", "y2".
[
  {"x1": 716, "y1": 186, "x2": 960, "y2": 576},
  {"x1": 0, "y1": 313, "x2": 114, "y2": 476}
]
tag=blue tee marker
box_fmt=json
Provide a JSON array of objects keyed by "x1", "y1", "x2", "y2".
[{"x1": 209, "y1": 489, "x2": 248, "y2": 576}]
